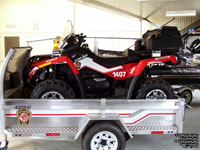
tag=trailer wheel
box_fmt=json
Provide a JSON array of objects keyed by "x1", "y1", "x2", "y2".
[
  {"x1": 82, "y1": 122, "x2": 126, "y2": 150},
  {"x1": 136, "y1": 78, "x2": 175, "y2": 99},
  {"x1": 0, "y1": 141, "x2": 8, "y2": 150},
  {"x1": 179, "y1": 90, "x2": 193, "y2": 105},
  {"x1": 31, "y1": 80, "x2": 75, "y2": 99}
]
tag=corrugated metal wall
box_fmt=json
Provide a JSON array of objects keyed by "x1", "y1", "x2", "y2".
[{"x1": 167, "y1": 16, "x2": 200, "y2": 30}]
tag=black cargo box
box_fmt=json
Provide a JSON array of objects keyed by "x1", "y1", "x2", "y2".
[{"x1": 143, "y1": 26, "x2": 182, "y2": 55}]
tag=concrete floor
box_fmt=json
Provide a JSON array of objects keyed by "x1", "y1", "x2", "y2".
[{"x1": 0, "y1": 91, "x2": 200, "y2": 150}]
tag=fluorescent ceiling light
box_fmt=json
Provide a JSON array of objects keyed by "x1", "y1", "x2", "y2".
[{"x1": 166, "y1": 10, "x2": 197, "y2": 17}]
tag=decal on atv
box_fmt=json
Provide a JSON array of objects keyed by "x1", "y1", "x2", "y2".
[
  {"x1": 79, "y1": 57, "x2": 123, "y2": 73},
  {"x1": 79, "y1": 57, "x2": 137, "y2": 80},
  {"x1": 112, "y1": 71, "x2": 126, "y2": 77}
]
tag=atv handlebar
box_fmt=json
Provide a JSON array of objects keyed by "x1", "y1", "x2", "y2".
[
  {"x1": 61, "y1": 33, "x2": 86, "y2": 50},
  {"x1": 76, "y1": 33, "x2": 86, "y2": 46}
]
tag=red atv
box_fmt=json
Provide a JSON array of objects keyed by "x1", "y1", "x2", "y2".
[{"x1": 23, "y1": 24, "x2": 181, "y2": 99}]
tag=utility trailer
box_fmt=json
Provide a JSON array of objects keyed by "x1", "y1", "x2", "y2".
[{"x1": 0, "y1": 47, "x2": 185, "y2": 150}]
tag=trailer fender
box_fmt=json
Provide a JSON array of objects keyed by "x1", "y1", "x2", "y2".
[{"x1": 74, "y1": 114, "x2": 133, "y2": 140}]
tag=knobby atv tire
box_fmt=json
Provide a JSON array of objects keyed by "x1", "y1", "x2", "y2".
[
  {"x1": 31, "y1": 80, "x2": 75, "y2": 99},
  {"x1": 136, "y1": 78, "x2": 175, "y2": 99},
  {"x1": 82, "y1": 122, "x2": 126, "y2": 150}
]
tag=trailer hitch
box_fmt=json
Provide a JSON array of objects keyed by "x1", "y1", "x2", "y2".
[{"x1": 0, "y1": 141, "x2": 8, "y2": 150}]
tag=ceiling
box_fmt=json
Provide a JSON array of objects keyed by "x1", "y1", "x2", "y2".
[{"x1": 71, "y1": 0, "x2": 200, "y2": 30}]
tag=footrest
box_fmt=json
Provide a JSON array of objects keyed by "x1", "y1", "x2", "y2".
[
  {"x1": 5, "y1": 127, "x2": 79, "y2": 137},
  {"x1": 127, "y1": 125, "x2": 178, "y2": 135}
]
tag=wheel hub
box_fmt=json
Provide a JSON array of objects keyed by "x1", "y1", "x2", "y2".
[
  {"x1": 146, "y1": 89, "x2": 167, "y2": 99},
  {"x1": 100, "y1": 139, "x2": 107, "y2": 146},
  {"x1": 90, "y1": 131, "x2": 118, "y2": 150},
  {"x1": 41, "y1": 91, "x2": 64, "y2": 99}
]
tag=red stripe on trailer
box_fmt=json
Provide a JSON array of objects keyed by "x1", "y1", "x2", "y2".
[
  {"x1": 151, "y1": 131, "x2": 164, "y2": 134},
  {"x1": 46, "y1": 133, "x2": 60, "y2": 136},
  {"x1": 119, "y1": 113, "x2": 132, "y2": 116},
  {"x1": 125, "y1": 113, "x2": 176, "y2": 125},
  {"x1": 5, "y1": 114, "x2": 86, "y2": 116},
  {"x1": 149, "y1": 113, "x2": 176, "y2": 115},
  {"x1": 32, "y1": 114, "x2": 86, "y2": 116},
  {"x1": 5, "y1": 114, "x2": 16, "y2": 116}
]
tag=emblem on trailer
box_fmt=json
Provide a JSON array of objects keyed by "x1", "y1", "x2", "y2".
[{"x1": 16, "y1": 109, "x2": 31, "y2": 126}]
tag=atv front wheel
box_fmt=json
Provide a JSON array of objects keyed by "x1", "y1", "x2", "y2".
[
  {"x1": 31, "y1": 80, "x2": 75, "y2": 99},
  {"x1": 136, "y1": 78, "x2": 175, "y2": 99}
]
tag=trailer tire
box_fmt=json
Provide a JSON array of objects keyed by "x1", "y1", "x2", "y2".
[
  {"x1": 179, "y1": 90, "x2": 193, "y2": 105},
  {"x1": 136, "y1": 78, "x2": 175, "y2": 99},
  {"x1": 0, "y1": 141, "x2": 8, "y2": 150},
  {"x1": 31, "y1": 79, "x2": 75, "y2": 99},
  {"x1": 82, "y1": 122, "x2": 126, "y2": 150}
]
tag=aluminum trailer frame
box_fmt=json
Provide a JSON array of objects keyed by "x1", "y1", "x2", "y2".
[{"x1": 0, "y1": 47, "x2": 185, "y2": 150}]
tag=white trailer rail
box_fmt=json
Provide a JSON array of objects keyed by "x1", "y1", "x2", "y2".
[{"x1": 0, "y1": 47, "x2": 185, "y2": 150}]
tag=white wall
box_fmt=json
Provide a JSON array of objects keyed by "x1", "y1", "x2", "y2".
[
  {"x1": 0, "y1": 0, "x2": 146, "y2": 61},
  {"x1": 0, "y1": 0, "x2": 74, "y2": 59},
  {"x1": 74, "y1": 3, "x2": 147, "y2": 51}
]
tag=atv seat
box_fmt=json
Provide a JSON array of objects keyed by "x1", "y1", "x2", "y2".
[{"x1": 91, "y1": 49, "x2": 151, "y2": 68}]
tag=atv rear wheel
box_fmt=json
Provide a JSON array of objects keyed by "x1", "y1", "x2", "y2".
[
  {"x1": 136, "y1": 78, "x2": 175, "y2": 99},
  {"x1": 31, "y1": 80, "x2": 75, "y2": 99}
]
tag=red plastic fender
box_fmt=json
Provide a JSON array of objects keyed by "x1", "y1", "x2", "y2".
[
  {"x1": 105, "y1": 55, "x2": 177, "y2": 80},
  {"x1": 132, "y1": 55, "x2": 177, "y2": 76},
  {"x1": 29, "y1": 56, "x2": 79, "y2": 79}
]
